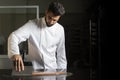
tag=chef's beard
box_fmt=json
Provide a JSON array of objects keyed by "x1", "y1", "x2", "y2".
[
  {"x1": 45, "y1": 17, "x2": 54, "y2": 27},
  {"x1": 46, "y1": 23, "x2": 54, "y2": 27}
]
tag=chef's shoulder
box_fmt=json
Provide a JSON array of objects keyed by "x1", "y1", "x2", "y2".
[
  {"x1": 28, "y1": 18, "x2": 39, "y2": 25},
  {"x1": 55, "y1": 23, "x2": 65, "y2": 32}
]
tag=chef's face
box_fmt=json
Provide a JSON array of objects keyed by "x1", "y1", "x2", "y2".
[{"x1": 45, "y1": 11, "x2": 60, "y2": 27}]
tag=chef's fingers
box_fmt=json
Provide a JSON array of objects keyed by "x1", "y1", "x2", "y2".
[
  {"x1": 17, "y1": 58, "x2": 24, "y2": 72},
  {"x1": 15, "y1": 60, "x2": 20, "y2": 71},
  {"x1": 18, "y1": 59, "x2": 21, "y2": 71},
  {"x1": 13, "y1": 55, "x2": 24, "y2": 72},
  {"x1": 20, "y1": 59, "x2": 24, "y2": 71}
]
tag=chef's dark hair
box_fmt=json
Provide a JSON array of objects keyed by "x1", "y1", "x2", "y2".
[{"x1": 47, "y1": 1, "x2": 65, "y2": 16}]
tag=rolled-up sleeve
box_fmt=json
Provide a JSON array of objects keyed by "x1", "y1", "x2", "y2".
[{"x1": 8, "y1": 20, "x2": 32, "y2": 59}]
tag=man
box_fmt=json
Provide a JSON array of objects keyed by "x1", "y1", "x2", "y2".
[{"x1": 8, "y1": 1, "x2": 67, "y2": 72}]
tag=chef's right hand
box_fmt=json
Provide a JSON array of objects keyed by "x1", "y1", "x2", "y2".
[{"x1": 12, "y1": 54, "x2": 24, "y2": 72}]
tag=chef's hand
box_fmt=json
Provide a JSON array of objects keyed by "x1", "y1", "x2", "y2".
[{"x1": 12, "y1": 54, "x2": 24, "y2": 72}]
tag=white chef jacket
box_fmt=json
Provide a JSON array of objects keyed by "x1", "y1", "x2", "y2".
[{"x1": 8, "y1": 17, "x2": 67, "y2": 70}]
